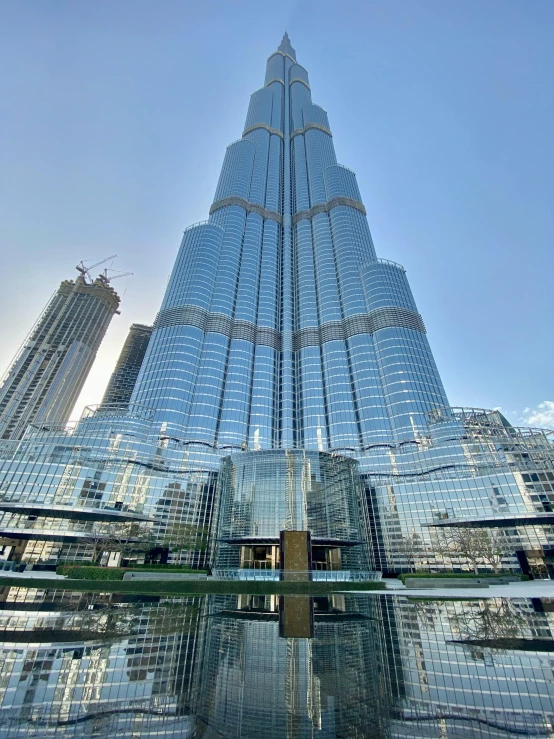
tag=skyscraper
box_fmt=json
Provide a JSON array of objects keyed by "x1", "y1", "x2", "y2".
[
  {"x1": 128, "y1": 32, "x2": 449, "y2": 574},
  {"x1": 102, "y1": 323, "x2": 152, "y2": 409},
  {"x1": 132, "y1": 32, "x2": 447, "y2": 450},
  {"x1": 0, "y1": 35, "x2": 552, "y2": 576},
  {"x1": 0, "y1": 273, "x2": 120, "y2": 441}
]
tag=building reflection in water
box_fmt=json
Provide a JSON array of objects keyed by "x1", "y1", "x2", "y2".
[
  {"x1": 191, "y1": 594, "x2": 389, "y2": 738},
  {"x1": 0, "y1": 588, "x2": 551, "y2": 738},
  {"x1": 0, "y1": 589, "x2": 201, "y2": 737},
  {"x1": 384, "y1": 596, "x2": 554, "y2": 738}
]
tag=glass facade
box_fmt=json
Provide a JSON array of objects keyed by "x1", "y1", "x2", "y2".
[
  {"x1": 101, "y1": 324, "x2": 152, "y2": 410},
  {"x1": 361, "y1": 408, "x2": 554, "y2": 576},
  {"x1": 213, "y1": 450, "x2": 371, "y2": 577},
  {"x1": 0, "y1": 34, "x2": 552, "y2": 574},
  {"x1": 0, "y1": 406, "x2": 216, "y2": 568}
]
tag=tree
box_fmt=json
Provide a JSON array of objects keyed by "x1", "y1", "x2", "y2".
[
  {"x1": 82, "y1": 522, "x2": 155, "y2": 564},
  {"x1": 43, "y1": 595, "x2": 201, "y2": 640},
  {"x1": 116, "y1": 522, "x2": 157, "y2": 559},
  {"x1": 434, "y1": 527, "x2": 510, "y2": 574},
  {"x1": 160, "y1": 522, "x2": 209, "y2": 557},
  {"x1": 448, "y1": 599, "x2": 527, "y2": 642},
  {"x1": 141, "y1": 602, "x2": 200, "y2": 637},
  {"x1": 396, "y1": 532, "x2": 425, "y2": 572}
]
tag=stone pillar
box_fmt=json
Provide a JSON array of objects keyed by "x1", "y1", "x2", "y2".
[
  {"x1": 279, "y1": 596, "x2": 314, "y2": 638},
  {"x1": 280, "y1": 530, "x2": 312, "y2": 581}
]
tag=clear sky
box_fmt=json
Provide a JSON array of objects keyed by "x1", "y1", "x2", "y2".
[{"x1": 1, "y1": 0, "x2": 553, "y2": 427}]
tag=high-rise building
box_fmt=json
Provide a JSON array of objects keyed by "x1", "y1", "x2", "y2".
[
  {"x1": 0, "y1": 274, "x2": 120, "y2": 441},
  {"x1": 132, "y1": 32, "x2": 447, "y2": 449},
  {"x1": 102, "y1": 324, "x2": 152, "y2": 409},
  {"x1": 0, "y1": 35, "x2": 552, "y2": 576}
]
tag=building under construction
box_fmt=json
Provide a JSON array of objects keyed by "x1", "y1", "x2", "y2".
[
  {"x1": 0, "y1": 263, "x2": 121, "y2": 440},
  {"x1": 102, "y1": 323, "x2": 152, "y2": 409}
]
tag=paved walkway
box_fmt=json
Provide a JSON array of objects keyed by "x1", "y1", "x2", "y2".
[
  {"x1": 372, "y1": 579, "x2": 554, "y2": 599},
  {"x1": 0, "y1": 570, "x2": 65, "y2": 579}
]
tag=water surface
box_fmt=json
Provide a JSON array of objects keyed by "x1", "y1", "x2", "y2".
[{"x1": 0, "y1": 588, "x2": 552, "y2": 737}]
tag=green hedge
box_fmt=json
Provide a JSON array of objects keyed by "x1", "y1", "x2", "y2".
[
  {"x1": 399, "y1": 572, "x2": 529, "y2": 584},
  {"x1": 57, "y1": 566, "x2": 124, "y2": 580},
  {"x1": 56, "y1": 564, "x2": 208, "y2": 579},
  {"x1": 126, "y1": 564, "x2": 207, "y2": 572}
]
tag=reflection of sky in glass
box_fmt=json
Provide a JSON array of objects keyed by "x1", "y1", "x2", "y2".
[{"x1": 0, "y1": 589, "x2": 551, "y2": 738}]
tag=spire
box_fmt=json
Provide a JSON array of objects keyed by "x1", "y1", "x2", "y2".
[{"x1": 278, "y1": 32, "x2": 296, "y2": 61}]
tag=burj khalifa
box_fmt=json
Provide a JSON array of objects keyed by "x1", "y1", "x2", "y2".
[{"x1": 131, "y1": 33, "x2": 448, "y2": 451}]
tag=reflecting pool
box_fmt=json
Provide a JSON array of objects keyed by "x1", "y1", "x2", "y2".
[{"x1": 0, "y1": 588, "x2": 552, "y2": 737}]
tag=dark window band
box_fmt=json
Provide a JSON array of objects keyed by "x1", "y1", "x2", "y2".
[
  {"x1": 290, "y1": 78, "x2": 310, "y2": 90},
  {"x1": 242, "y1": 123, "x2": 284, "y2": 139},
  {"x1": 209, "y1": 197, "x2": 283, "y2": 225},
  {"x1": 154, "y1": 306, "x2": 282, "y2": 351},
  {"x1": 241, "y1": 122, "x2": 330, "y2": 139},
  {"x1": 293, "y1": 308, "x2": 425, "y2": 350},
  {"x1": 210, "y1": 196, "x2": 365, "y2": 226},
  {"x1": 291, "y1": 122, "x2": 332, "y2": 138},
  {"x1": 293, "y1": 196, "x2": 366, "y2": 224},
  {"x1": 267, "y1": 50, "x2": 296, "y2": 63},
  {"x1": 154, "y1": 305, "x2": 425, "y2": 350}
]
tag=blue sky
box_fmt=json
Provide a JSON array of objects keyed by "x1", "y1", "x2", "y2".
[{"x1": 1, "y1": 0, "x2": 553, "y2": 426}]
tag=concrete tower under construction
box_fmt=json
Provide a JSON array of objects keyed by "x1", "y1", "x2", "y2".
[{"x1": 0, "y1": 273, "x2": 120, "y2": 440}]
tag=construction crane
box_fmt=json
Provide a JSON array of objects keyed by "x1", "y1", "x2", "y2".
[
  {"x1": 96, "y1": 269, "x2": 133, "y2": 286},
  {"x1": 76, "y1": 255, "x2": 117, "y2": 284}
]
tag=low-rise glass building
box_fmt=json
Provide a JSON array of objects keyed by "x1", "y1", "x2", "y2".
[{"x1": 212, "y1": 450, "x2": 371, "y2": 578}]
